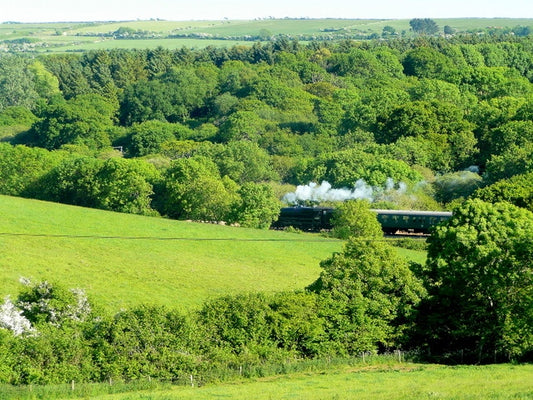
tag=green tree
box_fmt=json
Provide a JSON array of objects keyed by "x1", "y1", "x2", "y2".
[
  {"x1": 468, "y1": 96, "x2": 527, "y2": 163},
  {"x1": 16, "y1": 280, "x2": 92, "y2": 327},
  {"x1": 229, "y1": 182, "x2": 281, "y2": 229},
  {"x1": 0, "y1": 143, "x2": 64, "y2": 196},
  {"x1": 0, "y1": 106, "x2": 37, "y2": 128},
  {"x1": 407, "y1": 78, "x2": 467, "y2": 107},
  {"x1": 37, "y1": 156, "x2": 158, "y2": 215},
  {"x1": 196, "y1": 293, "x2": 274, "y2": 357},
  {"x1": 160, "y1": 139, "x2": 213, "y2": 160},
  {"x1": 409, "y1": 18, "x2": 439, "y2": 35},
  {"x1": 476, "y1": 43, "x2": 507, "y2": 67},
  {"x1": 443, "y1": 25, "x2": 454, "y2": 35},
  {"x1": 28, "y1": 61, "x2": 61, "y2": 99},
  {"x1": 82, "y1": 51, "x2": 120, "y2": 102},
  {"x1": 432, "y1": 170, "x2": 483, "y2": 204},
  {"x1": 0, "y1": 55, "x2": 39, "y2": 111},
  {"x1": 309, "y1": 149, "x2": 423, "y2": 188},
  {"x1": 5, "y1": 323, "x2": 95, "y2": 384},
  {"x1": 308, "y1": 239, "x2": 425, "y2": 354},
  {"x1": 482, "y1": 120, "x2": 533, "y2": 160},
  {"x1": 119, "y1": 66, "x2": 212, "y2": 125},
  {"x1": 485, "y1": 142, "x2": 533, "y2": 183},
  {"x1": 330, "y1": 200, "x2": 383, "y2": 239},
  {"x1": 328, "y1": 49, "x2": 399, "y2": 80},
  {"x1": 36, "y1": 156, "x2": 102, "y2": 207},
  {"x1": 119, "y1": 79, "x2": 176, "y2": 126},
  {"x1": 376, "y1": 100, "x2": 477, "y2": 171},
  {"x1": 472, "y1": 172, "x2": 533, "y2": 212},
  {"x1": 402, "y1": 47, "x2": 454, "y2": 80},
  {"x1": 127, "y1": 120, "x2": 182, "y2": 157},
  {"x1": 30, "y1": 94, "x2": 117, "y2": 150},
  {"x1": 94, "y1": 158, "x2": 158, "y2": 215},
  {"x1": 341, "y1": 86, "x2": 408, "y2": 133},
  {"x1": 162, "y1": 156, "x2": 237, "y2": 221},
  {"x1": 108, "y1": 49, "x2": 148, "y2": 88},
  {"x1": 90, "y1": 305, "x2": 196, "y2": 381},
  {"x1": 417, "y1": 199, "x2": 533, "y2": 362},
  {"x1": 267, "y1": 291, "x2": 327, "y2": 357},
  {"x1": 462, "y1": 66, "x2": 532, "y2": 100},
  {"x1": 217, "y1": 110, "x2": 268, "y2": 142},
  {"x1": 42, "y1": 54, "x2": 91, "y2": 99},
  {"x1": 250, "y1": 71, "x2": 315, "y2": 116},
  {"x1": 215, "y1": 141, "x2": 277, "y2": 184},
  {"x1": 217, "y1": 60, "x2": 257, "y2": 95},
  {"x1": 382, "y1": 25, "x2": 396, "y2": 37}
]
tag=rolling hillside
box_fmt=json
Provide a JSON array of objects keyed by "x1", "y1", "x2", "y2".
[
  {"x1": 0, "y1": 195, "x2": 342, "y2": 312},
  {"x1": 1, "y1": 18, "x2": 532, "y2": 52}
]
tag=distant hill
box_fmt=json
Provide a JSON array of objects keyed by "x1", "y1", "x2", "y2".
[{"x1": 1, "y1": 18, "x2": 532, "y2": 52}]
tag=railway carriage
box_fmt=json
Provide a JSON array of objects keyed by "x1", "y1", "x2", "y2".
[{"x1": 272, "y1": 207, "x2": 452, "y2": 234}]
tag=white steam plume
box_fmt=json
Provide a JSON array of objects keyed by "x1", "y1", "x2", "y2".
[
  {"x1": 282, "y1": 180, "x2": 372, "y2": 204},
  {"x1": 283, "y1": 179, "x2": 408, "y2": 205}
]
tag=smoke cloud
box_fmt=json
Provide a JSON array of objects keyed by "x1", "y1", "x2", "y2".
[{"x1": 283, "y1": 179, "x2": 407, "y2": 205}]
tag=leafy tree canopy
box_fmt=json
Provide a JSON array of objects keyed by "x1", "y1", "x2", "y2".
[
  {"x1": 308, "y1": 239, "x2": 425, "y2": 353},
  {"x1": 472, "y1": 172, "x2": 533, "y2": 212},
  {"x1": 409, "y1": 18, "x2": 439, "y2": 35},
  {"x1": 330, "y1": 199, "x2": 383, "y2": 239},
  {"x1": 29, "y1": 94, "x2": 117, "y2": 150},
  {"x1": 228, "y1": 182, "x2": 281, "y2": 229},
  {"x1": 418, "y1": 199, "x2": 533, "y2": 362}
]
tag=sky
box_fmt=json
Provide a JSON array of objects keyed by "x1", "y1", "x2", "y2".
[{"x1": 3, "y1": 0, "x2": 533, "y2": 23}]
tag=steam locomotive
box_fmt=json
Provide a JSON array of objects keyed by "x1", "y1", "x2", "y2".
[{"x1": 271, "y1": 207, "x2": 452, "y2": 234}]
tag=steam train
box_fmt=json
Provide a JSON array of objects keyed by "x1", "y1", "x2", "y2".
[{"x1": 271, "y1": 207, "x2": 452, "y2": 234}]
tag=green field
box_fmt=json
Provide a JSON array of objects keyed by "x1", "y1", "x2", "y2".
[
  {"x1": 41, "y1": 38, "x2": 253, "y2": 52},
  {"x1": 0, "y1": 195, "x2": 428, "y2": 312},
  {"x1": 1, "y1": 18, "x2": 532, "y2": 52},
  {"x1": 94, "y1": 364, "x2": 533, "y2": 400},
  {"x1": 0, "y1": 195, "x2": 345, "y2": 311},
  {"x1": 4, "y1": 362, "x2": 531, "y2": 400}
]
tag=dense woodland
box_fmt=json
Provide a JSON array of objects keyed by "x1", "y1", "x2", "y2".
[
  {"x1": 1, "y1": 35, "x2": 533, "y2": 222},
  {"x1": 1, "y1": 32, "x2": 533, "y2": 384}
]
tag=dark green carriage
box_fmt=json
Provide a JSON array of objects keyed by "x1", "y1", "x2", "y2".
[{"x1": 373, "y1": 209, "x2": 452, "y2": 234}]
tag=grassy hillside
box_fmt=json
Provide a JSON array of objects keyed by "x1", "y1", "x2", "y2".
[
  {"x1": 0, "y1": 195, "x2": 342, "y2": 312},
  {"x1": 36, "y1": 18, "x2": 533, "y2": 36}
]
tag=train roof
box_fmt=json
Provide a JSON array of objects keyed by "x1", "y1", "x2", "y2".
[
  {"x1": 371, "y1": 209, "x2": 452, "y2": 217},
  {"x1": 280, "y1": 206, "x2": 452, "y2": 217}
]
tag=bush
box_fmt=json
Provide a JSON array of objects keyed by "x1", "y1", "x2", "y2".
[{"x1": 330, "y1": 199, "x2": 382, "y2": 239}]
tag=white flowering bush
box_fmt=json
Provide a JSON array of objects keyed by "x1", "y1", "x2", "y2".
[
  {"x1": 15, "y1": 279, "x2": 92, "y2": 327},
  {"x1": 0, "y1": 296, "x2": 34, "y2": 336}
]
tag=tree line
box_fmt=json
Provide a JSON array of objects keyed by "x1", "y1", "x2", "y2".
[{"x1": 0, "y1": 35, "x2": 532, "y2": 221}]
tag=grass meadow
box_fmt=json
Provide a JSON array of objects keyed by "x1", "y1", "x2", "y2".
[
  {"x1": 95, "y1": 364, "x2": 533, "y2": 400},
  {"x1": 41, "y1": 38, "x2": 254, "y2": 52},
  {"x1": 0, "y1": 195, "x2": 345, "y2": 311},
  {"x1": 2, "y1": 361, "x2": 531, "y2": 399},
  {"x1": 0, "y1": 195, "x2": 426, "y2": 312}
]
